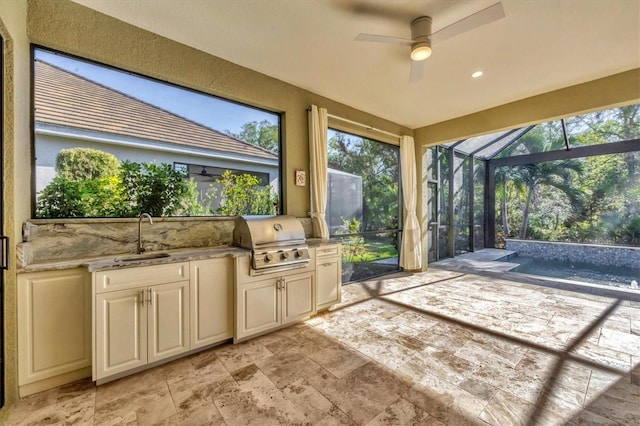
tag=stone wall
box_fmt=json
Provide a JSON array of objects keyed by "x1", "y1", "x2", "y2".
[
  {"x1": 18, "y1": 217, "x2": 313, "y2": 267},
  {"x1": 506, "y1": 239, "x2": 640, "y2": 269}
]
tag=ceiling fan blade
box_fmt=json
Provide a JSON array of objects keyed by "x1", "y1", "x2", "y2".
[
  {"x1": 409, "y1": 60, "x2": 424, "y2": 83},
  {"x1": 355, "y1": 33, "x2": 412, "y2": 45},
  {"x1": 430, "y1": 2, "x2": 505, "y2": 45},
  {"x1": 332, "y1": 1, "x2": 417, "y2": 23}
]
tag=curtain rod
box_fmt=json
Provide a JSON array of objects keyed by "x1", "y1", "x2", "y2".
[{"x1": 326, "y1": 113, "x2": 402, "y2": 139}]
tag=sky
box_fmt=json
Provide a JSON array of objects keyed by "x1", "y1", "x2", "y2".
[{"x1": 36, "y1": 49, "x2": 278, "y2": 135}]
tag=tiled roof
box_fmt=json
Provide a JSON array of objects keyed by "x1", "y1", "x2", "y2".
[{"x1": 34, "y1": 60, "x2": 278, "y2": 161}]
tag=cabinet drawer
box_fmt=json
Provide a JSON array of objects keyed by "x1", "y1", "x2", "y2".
[
  {"x1": 316, "y1": 244, "x2": 340, "y2": 258},
  {"x1": 95, "y1": 262, "x2": 189, "y2": 293}
]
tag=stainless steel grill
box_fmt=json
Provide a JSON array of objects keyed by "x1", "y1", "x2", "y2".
[{"x1": 233, "y1": 215, "x2": 310, "y2": 273}]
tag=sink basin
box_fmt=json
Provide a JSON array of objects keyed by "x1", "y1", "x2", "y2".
[{"x1": 114, "y1": 252, "x2": 171, "y2": 262}]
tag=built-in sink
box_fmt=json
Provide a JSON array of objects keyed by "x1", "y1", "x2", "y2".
[{"x1": 114, "y1": 252, "x2": 171, "y2": 262}]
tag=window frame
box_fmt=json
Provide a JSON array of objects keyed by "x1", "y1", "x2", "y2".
[{"x1": 30, "y1": 45, "x2": 283, "y2": 219}]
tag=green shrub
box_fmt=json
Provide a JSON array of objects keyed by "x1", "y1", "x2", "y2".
[
  {"x1": 211, "y1": 170, "x2": 277, "y2": 216},
  {"x1": 35, "y1": 175, "x2": 124, "y2": 218},
  {"x1": 118, "y1": 161, "x2": 205, "y2": 217},
  {"x1": 56, "y1": 148, "x2": 119, "y2": 181},
  {"x1": 37, "y1": 150, "x2": 205, "y2": 217}
]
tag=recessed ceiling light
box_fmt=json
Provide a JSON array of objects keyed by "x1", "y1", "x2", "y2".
[{"x1": 471, "y1": 71, "x2": 484, "y2": 78}]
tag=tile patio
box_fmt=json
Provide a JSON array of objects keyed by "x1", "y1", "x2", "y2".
[{"x1": 6, "y1": 268, "x2": 639, "y2": 425}]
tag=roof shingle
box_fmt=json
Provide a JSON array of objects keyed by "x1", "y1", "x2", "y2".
[{"x1": 34, "y1": 60, "x2": 278, "y2": 161}]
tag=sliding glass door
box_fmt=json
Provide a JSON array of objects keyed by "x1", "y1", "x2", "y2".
[{"x1": 327, "y1": 129, "x2": 401, "y2": 283}]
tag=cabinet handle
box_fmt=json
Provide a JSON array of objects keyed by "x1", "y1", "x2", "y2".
[
  {"x1": 139, "y1": 290, "x2": 145, "y2": 306},
  {"x1": 321, "y1": 262, "x2": 332, "y2": 267},
  {"x1": 148, "y1": 288, "x2": 153, "y2": 305}
]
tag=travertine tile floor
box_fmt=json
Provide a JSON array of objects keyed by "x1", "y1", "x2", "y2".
[{"x1": 6, "y1": 269, "x2": 640, "y2": 425}]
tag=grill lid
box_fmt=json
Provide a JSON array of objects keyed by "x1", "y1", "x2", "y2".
[{"x1": 233, "y1": 215, "x2": 306, "y2": 249}]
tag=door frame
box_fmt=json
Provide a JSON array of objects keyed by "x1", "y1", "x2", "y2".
[{"x1": 0, "y1": 31, "x2": 5, "y2": 408}]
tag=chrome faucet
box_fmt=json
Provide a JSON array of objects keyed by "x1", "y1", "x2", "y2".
[{"x1": 137, "y1": 213, "x2": 153, "y2": 254}]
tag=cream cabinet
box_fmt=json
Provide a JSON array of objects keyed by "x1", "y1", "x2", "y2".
[
  {"x1": 315, "y1": 244, "x2": 342, "y2": 311},
  {"x1": 18, "y1": 268, "x2": 92, "y2": 396},
  {"x1": 237, "y1": 276, "x2": 280, "y2": 338},
  {"x1": 235, "y1": 256, "x2": 315, "y2": 341},
  {"x1": 190, "y1": 258, "x2": 233, "y2": 349},
  {"x1": 93, "y1": 263, "x2": 190, "y2": 381},
  {"x1": 95, "y1": 288, "x2": 147, "y2": 376}
]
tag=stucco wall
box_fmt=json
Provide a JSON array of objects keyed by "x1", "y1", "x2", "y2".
[{"x1": 0, "y1": 0, "x2": 30, "y2": 413}]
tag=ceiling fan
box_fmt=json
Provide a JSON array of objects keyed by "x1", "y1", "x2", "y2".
[{"x1": 353, "y1": 2, "x2": 505, "y2": 81}]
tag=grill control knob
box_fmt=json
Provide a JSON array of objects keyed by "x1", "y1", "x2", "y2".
[
  {"x1": 281, "y1": 252, "x2": 290, "y2": 260},
  {"x1": 265, "y1": 254, "x2": 273, "y2": 263},
  {"x1": 295, "y1": 250, "x2": 304, "y2": 258}
]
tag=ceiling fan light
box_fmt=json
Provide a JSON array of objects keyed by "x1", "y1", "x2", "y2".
[{"x1": 410, "y1": 42, "x2": 432, "y2": 61}]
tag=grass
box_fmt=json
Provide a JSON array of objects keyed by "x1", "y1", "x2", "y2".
[{"x1": 338, "y1": 237, "x2": 398, "y2": 262}]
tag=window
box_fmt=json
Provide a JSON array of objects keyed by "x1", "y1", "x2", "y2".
[
  {"x1": 33, "y1": 48, "x2": 281, "y2": 218},
  {"x1": 327, "y1": 129, "x2": 401, "y2": 282}
]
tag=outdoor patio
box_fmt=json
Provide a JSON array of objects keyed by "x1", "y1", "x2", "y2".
[{"x1": 5, "y1": 268, "x2": 639, "y2": 425}]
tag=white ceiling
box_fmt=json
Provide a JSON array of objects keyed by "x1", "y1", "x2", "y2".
[{"x1": 72, "y1": 0, "x2": 640, "y2": 129}]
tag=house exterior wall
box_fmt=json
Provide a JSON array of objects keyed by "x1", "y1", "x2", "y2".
[{"x1": 34, "y1": 129, "x2": 279, "y2": 194}]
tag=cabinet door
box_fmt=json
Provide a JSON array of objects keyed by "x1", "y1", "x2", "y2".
[
  {"x1": 148, "y1": 281, "x2": 190, "y2": 363},
  {"x1": 316, "y1": 257, "x2": 341, "y2": 310},
  {"x1": 190, "y1": 259, "x2": 233, "y2": 349},
  {"x1": 282, "y1": 272, "x2": 315, "y2": 325},
  {"x1": 236, "y1": 278, "x2": 279, "y2": 340},
  {"x1": 96, "y1": 288, "x2": 147, "y2": 379},
  {"x1": 18, "y1": 269, "x2": 91, "y2": 387}
]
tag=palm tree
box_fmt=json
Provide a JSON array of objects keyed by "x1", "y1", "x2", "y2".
[
  {"x1": 515, "y1": 160, "x2": 583, "y2": 238},
  {"x1": 502, "y1": 123, "x2": 584, "y2": 239}
]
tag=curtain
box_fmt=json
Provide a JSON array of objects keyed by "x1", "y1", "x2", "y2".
[
  {"x1": 308, "y1": 105, "x2": 329, "y2": 238},
  {"x1": 400, "y1": 135, "x2": 422, "y2": 270}
]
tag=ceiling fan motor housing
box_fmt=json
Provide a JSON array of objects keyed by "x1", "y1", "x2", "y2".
[
  {"x1": 410, "y1": 16, "x2": 432, "y2": 61},
  {"x1": 411, "y1": 16, "x2": 432, "y2": 42}
]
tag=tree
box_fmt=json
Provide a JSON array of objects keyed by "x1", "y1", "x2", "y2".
[
  {"x1": 499, "y1": 123, "x2": 583, "y2": 239},
  {"x1": 497, "y1": 106, "x2": 639, "y2": 245},
  {"x1": 226, "y1": 120, "x2": 279, "y2": 153},
  {"x1": 328, "y1": 132, "x2": 399, "y2": 231},
  {"x1": 210, "y1": 170, "x2": 278, "y2": 216},
  {"x1": 515, "y1": 160, "x2": 583, "y2": 239},
  {"x1": 118, "y1": 161, "x2": 205, "y2": 217}
]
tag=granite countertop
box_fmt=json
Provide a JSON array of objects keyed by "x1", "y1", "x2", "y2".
[
  {"x1": 19, "y1": 246, "x2": 250, "y2": 273},
  {"x1": 18, "y1": 240, "x2": 341, "y2": 273}
]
